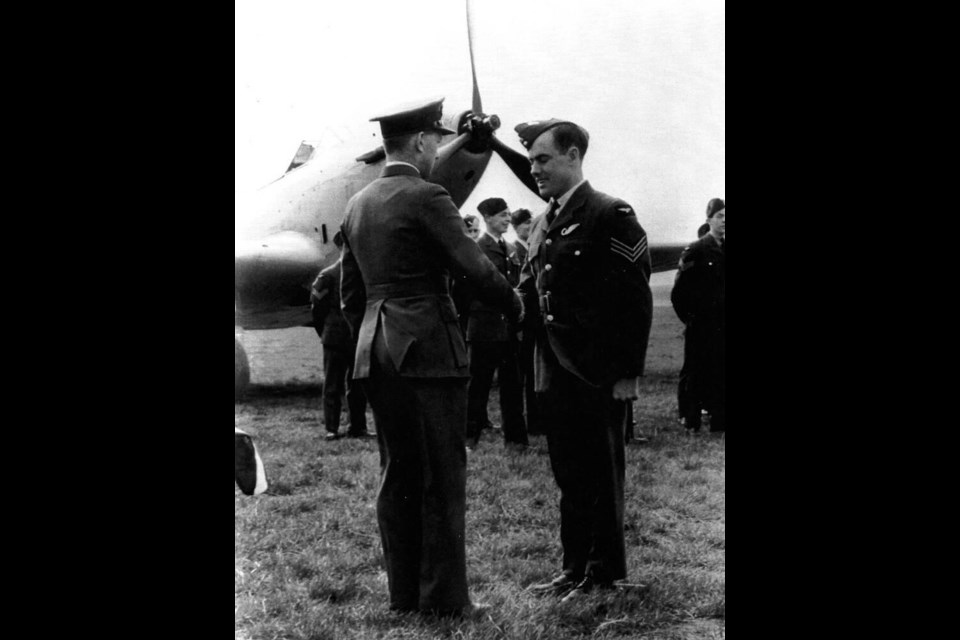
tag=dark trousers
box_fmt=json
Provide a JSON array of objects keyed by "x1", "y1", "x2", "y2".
[
  {"x1": 519, "y1": 332, "x2": 544, "y2": 435},
  {"x1": 677, "y1": 327, "x2": 693, "y2": 420},
  {"x1": 682, "y1": 322, "x2": 725, "y2": 432},
  {"x1": 541, "y1": 365, "x2": 627, "y2": 583},
  {"x1": 322, "y1": 344, "x2": 367, "y2": 435},
  {"x1": 359, "y1": 330, "x2": 470, "y2": 612},
  {"x1": 466, "y1": 340, "x2": 528, "y2": 445}
]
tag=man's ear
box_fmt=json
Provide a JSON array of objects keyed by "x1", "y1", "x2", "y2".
[
  {"x1": 415, "y1": 131, "x2": 426, "y2": 152},
  {"x1": 567, "y1": 146, "x2": 581, "y2": 162}
]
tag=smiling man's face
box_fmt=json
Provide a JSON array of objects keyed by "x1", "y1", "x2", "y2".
[{"x1": 528, "y1": 130, "x2": 578, "y2": 200}]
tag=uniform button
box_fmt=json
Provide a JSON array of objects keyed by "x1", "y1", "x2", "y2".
[
  {"x1": 546, "y1": 314, "x2": 554, "y2": 321},
  {"x1": 574, "y1": 250, "x2": 581, "y2": 256},
  {"x1": 545, "y1": 239, "x2": 552, "y2": 246},
  {"x1": 545, "y1": 264, "x2": 552, "y2": 271}
]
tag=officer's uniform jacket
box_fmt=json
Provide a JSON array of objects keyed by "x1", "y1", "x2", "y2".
[
  {"x1": 340, "y1": 164, "x2": 518, "y2": 379},
  {"x1": 670, "y1": 232, "x2": 725, "y2": 329},
  {"x1": 465, "y1": 233, "x2": 522, "y2": 342},
  {"x1": 310, "y1": 261, "x2": 353, "y2": 348},
  {"x1": 518, "y1": 181, "x2": 653, "y2": 389}
]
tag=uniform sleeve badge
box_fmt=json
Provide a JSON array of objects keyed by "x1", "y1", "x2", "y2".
[{"x1": 610, "y1": 235, "x2": 648, "y2": 263}]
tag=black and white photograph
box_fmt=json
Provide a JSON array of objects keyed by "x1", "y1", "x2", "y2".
[{"x1": 236, "y1": 0, "x2": 724, "y2": 637}]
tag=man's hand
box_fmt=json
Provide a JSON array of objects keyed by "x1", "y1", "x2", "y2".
[{"x1": 612, "y1": 377, "x2": 640, "y2": 400}]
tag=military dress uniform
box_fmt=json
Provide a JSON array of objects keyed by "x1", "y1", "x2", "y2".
[
  {"x1": 340, "y1": 102, "x2": 520, "y2": 613},
  {"x1": 311, "y1": 260, "x2": 368, "y2": 437},
  {"x1": 518, "y1": 178, "x2": 653, "y2": 586},
  {"x1": 465, "y1": 233, "x2": 528, "y2": 447},
  {"x1": 670, "y1": 233, "x2": 725, "y2": 432}
]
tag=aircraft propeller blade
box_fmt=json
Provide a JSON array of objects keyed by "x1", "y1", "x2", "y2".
[
  {"x1": 435, "y1": 131, "x2": 473, "y2": 168},
  {"x1": 489, "y1": 135, "x2": 544, "y2": 200},
  {"x1": 466, "y1": 0, "x2": 482, "y2": 115}
]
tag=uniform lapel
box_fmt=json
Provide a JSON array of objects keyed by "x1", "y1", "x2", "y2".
[
  {"x1": 480, "y1": 233, "x2": 500, "y2": 257},
  {"x1": 527, "y1": 206, "x2": 551, "y2": 260},
  {"x1": 550, "y1": 182, "x2": 591, "y2": 234}
]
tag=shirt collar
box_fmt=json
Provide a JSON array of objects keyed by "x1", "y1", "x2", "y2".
[
  {"x1": 554, "y1": 179, "x2": 587, "y2": 213},
  {"x1": 384, "y1": 160, "x2": 420, "y2": 175}
]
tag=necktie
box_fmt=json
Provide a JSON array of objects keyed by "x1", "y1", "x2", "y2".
[
  {"x1": 546, "y1": 199, "x2": 560, "y2": 225},
  {"x1": 499, "y1": 238, "x2": 506, "y2": 253}
]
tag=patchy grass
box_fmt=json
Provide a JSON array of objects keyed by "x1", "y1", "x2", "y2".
[{"x1": 236, "y1": 308, "x2": 723, "y2": 639}]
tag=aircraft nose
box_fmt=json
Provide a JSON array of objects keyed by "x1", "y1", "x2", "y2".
[{"x1": 235, "y1": 231, "x2": 325, "y2": 313}]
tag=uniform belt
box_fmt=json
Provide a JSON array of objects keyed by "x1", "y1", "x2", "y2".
[{"x1": 365, "y1": 279, "x2": 450, "y2": 300}]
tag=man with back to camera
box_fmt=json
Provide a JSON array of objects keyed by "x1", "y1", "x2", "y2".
[
  {"x1": 515, "y1": 118, "x2": 653, "y2": 603},
  {"x1": 339, "y1": 97, "x2": 523, "y2": 617},
  {"x1": 464, "y1": 197, "x2": 528, "y2": 451},
  {"x1": 671, "y1": 198, "x2": 725, "y2": 433},
  {"x1": 310, "y1": 231, "x2": 372, "y2": 441}
]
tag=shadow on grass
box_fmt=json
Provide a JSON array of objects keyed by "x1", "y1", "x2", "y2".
[{"x1": 238, "y1": 382, "x2": 321, "y2": 402}]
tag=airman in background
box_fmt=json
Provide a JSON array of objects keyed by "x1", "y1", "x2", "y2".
[
  {"x1": 465, "y1": 197, "x2": 528, "y2": 451},
  {"x1": 671, "y1": 198, "x2": 725, "y2": 433}
]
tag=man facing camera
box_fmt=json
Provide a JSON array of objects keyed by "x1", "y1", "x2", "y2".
[
  {"x1": 516, "y1": 118, "x2": 653, "y2": 603},
  {"x1": 671, "y1": 198, "x2": 725, "y2": 433},
  {"x1": 464, "y1": 197, "x2": 528, "y2": 451}
]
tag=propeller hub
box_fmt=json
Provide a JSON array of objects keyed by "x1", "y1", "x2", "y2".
[{"x1": 455, "y1": 111, "x2": 501, "y2": 153}]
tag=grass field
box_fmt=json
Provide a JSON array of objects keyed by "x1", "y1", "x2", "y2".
[{"x1": 235, "y1": 308, "x2": 724, "y2": 639}]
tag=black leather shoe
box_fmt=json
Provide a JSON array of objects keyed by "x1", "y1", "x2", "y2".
[
  {"x1": 347, "y1": 430, "x2": 375, "y2": 439},
  {"x1": 324, "y1": 432, "x2": 341, "y2": 441},
  {"x1": 528, "y1": 574, "x2": 581, "y2": 596},
  {"x1": 559, "y1": 576, "x2": 615, "y2": 604}
]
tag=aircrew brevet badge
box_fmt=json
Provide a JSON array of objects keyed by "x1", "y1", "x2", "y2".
[
  {"x1": 560, "y1": 223, "x2": 580, "y2": 236},
  {"x1": 610, "y1": 236, "x2": 648, "y2": 263}
]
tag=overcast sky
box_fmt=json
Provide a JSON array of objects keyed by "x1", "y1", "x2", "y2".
[{"x1": 235, "y1": 0, "x2": 724, "y2": 245}]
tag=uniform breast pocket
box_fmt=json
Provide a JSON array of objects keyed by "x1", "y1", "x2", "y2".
[{"x1": 555, "y1": 239, "x2": 592, "y2": 273}]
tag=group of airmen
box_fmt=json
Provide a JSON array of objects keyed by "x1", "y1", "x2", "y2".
[{"x1": 306, "y1": 97, "x2": 725, "y2": 618}]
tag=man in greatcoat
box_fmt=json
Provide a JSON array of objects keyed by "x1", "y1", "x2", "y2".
[{"x1": 671, "y1": 198, "x2": 725, "y2": 433}]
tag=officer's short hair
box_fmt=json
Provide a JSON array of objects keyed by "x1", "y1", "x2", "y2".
[
  {"x1": 706, "y1": 198, "x2": 725, "y2": 218},
  {"x1": 550, "y1": 122, "x2": 589, "y2": 159},
  {"x1": 382, "y1": 132, "x2": 417, "y2": 155},
  {"x1": 511, "y1": 208, "x2": 532, "y2": 227},
  {"x1": 477, "y1": 197, "x2": 508, "y2": 218},
  {"x1": 697, "y1": 223, "x2": 710, "y2": 238}
]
